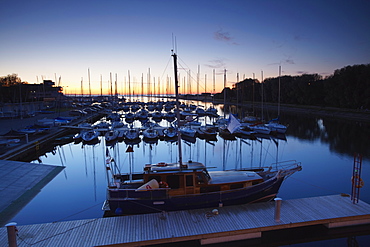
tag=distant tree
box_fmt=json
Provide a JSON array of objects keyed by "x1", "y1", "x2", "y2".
[
  {"x1": 324, "y1": 64, "x2": 370, "y2": 108},
  {"x1": 0, "y1": 74, "x2": 22, "y2": 86},
  {"x1": 220, "y1": 64, "x2": 370, "y2": 110}
]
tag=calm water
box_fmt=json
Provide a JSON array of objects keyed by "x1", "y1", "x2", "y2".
[{"x1": 10, "y1": 101, "x2": 370, "y2": 246}]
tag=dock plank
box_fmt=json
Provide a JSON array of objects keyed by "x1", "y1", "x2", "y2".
[{"x1": 1, "y1": 195, "x2": 370, "y2": 247}]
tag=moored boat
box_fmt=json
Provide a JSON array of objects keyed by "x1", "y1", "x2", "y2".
[
  {"x1": 124, "y1": 127, "x2": 140, "y2": 140},
  {"x1": 179, "y1": 125, "x2": 196, "y2": 138},
  {"x1": 142, "y1": 128, "x2": 159, "y2": 139},
  {"x1": 82, "y1": 129, "x2": 100, "y2": 143},
  {"x1": 105, "y1": 129, "x2": 119, "y2": 143},
  {"x1": 102, "y1": 51, "x2": 301, "y2": 217},
  {"x1": 103, "y1": 160, "x2": 302, "y2": 215},
  {"x1": 163, "y1": 126, "x2": 178, "y2": 139},
  {"x1": 196, "y1": 126, "x2": 217, "y2": 139},
  {"x1": 265, "y1": 121, "x2": 288, "y2": 134}
]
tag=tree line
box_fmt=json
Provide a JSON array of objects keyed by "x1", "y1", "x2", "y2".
[
  {"x1": 0, "y1": 74, "x2": 62, "y2": 103},
  {"x1": 0, "y1": 74, "x2": 26, "y2": 103},
  {"x1": 214, "y1": 64, "x2": 370, "y2": 110}
]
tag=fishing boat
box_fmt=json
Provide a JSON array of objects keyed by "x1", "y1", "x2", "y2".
[{"x1": 102, "y1": 51, "x2": 301, "y2": 216}]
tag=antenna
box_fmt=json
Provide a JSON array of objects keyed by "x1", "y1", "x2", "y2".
[
  {"x1": 172, "y1": 33, "x2": 177, "y2": 53},
  {"x1": 175, "y1": 37, "x2": 177, "y2": 53}
]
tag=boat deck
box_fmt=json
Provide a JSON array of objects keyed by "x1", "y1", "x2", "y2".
[{"x1": 1, "y1": 194, "x2": 370, "y2": 246}]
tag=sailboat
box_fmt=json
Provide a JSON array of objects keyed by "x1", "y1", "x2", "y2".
[
  {"x1": 102, "y1": 51, "x2": 301, "y2": 216},
  {"x1": 265, "y1": 66, "x2": 288, "y2": 134}
]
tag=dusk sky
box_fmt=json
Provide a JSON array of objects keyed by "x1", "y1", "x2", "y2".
[{"x1": 1, "y1": 0, "x2": 369, "y2": 95}]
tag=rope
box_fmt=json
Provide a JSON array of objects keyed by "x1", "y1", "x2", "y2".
[
  {"x1": 17, "y1": 218, "x2": 100, "y2": 246},
  {"x1": 52, "y1": 201, "x2": 103, "y2": 223},
  {"x1": 16, "y1": 201, "x2": 104, "y2": 245}
]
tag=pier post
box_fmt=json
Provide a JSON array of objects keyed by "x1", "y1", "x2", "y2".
[
  {"x1": 274, "y1": 198, "x2": 282, "y2": 222},
  {"x1": 5, "y1": 222, "x2": 17, "y2": 247}
]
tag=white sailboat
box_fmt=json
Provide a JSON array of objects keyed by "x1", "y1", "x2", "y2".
[{"x1": 265, "y1": 66, "x2": 288, "y2": 134}]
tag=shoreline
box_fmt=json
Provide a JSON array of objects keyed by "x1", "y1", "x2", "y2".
[
  {"x1": 158, "y1": 95, "x2": 370, "y2": 123},
  {"x1": 209, "y1": 99, "x2": 370, "y2": 123}
]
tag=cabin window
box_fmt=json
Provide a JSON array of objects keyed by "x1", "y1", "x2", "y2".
[
  {"x1": 196, "y1": 174, "x2": 205, "y2": 184},
  {"x1": 186, "y1": 175, "x2": 193, "y2": 187},
  {"x1": 203, "y1": 170, "x2": 211, "y2": 181},
  {"x1": 230, "y1": 183, "x2": 244, "y2": 189},
  {"x1": 167, "y1": 175, "x2": 180, "y2": 189}
]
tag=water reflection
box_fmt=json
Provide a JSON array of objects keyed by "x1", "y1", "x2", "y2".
[
  {"x1": 10, "y1": 101, "x2": 370, "y2": 243},
  {"x1": 282, "y1": 112, "x2": 370, "y2": 158}
]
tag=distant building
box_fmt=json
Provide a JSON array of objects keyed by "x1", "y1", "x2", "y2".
[{"x1": 24, "y1": 80, "x2": 63, "y2": 101}]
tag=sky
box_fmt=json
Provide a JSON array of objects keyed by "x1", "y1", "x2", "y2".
[{"x1": 1, "y1": 0, "x2": 369, "y2": 95}]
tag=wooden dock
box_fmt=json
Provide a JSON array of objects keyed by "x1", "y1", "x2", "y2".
[
  {"x1": 0, "y1": 160, "x2": 64, "y2": 227},
  {"x1": 1, "y1": 194, "x2": 370, "y2": 246}
]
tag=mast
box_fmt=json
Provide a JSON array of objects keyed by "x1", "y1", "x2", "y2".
[
  {"x1": 141, "y1": 73, "x2": 144, "y2": 102},
  {"x1": 213, "y1": 69, "x2": 215, "y2": 95},
  {"x1": 172, "y1": 51, "x2": 183, "y2": 166},
  {"x1": 261, "y1": 71, "x2": 264, "y2": 121},
  {"x1": 197, "y1": 64, "x2": 200, "y2": 96},
  {"x1": 115, "y1": 73, "x2": 118, "y2": 99},
  {"x1": 110, "y1": 72, "x2": 113, "y2": 99},
  {"x1": 88, "y1": 68, "x2": 91, "y2": 101},
  {"x1": 204, "y1": 74, "x2": 207, "y2": 101},
  {"x1": 148, "y1": 68, "x2": 151, "y2": 102},
  {"x1": 278, "y1": 65, "x2": 281, "y2": 117},
  {"x1": 252, "y1": 73, "x2": 255, "y2": 115},
  {"x1": 223, "y1": 69, "x2": 226, "y2": 118},
  {"x1": 81, "y1": 77, "x2": 83, "y2": 98},
  {"x1": 100, "y1": 75, "x2": 102, "y2": 97},
  {"x1": 128, "y1": 70, "x2": 131, "y2": 102},
  {"x1": 237, "y1": 72, "x2": 239, "y2": 105}
]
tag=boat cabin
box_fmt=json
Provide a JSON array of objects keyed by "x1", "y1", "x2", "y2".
[{"x1": 138, "y1": 161, "x2": 264, "y2": 196}]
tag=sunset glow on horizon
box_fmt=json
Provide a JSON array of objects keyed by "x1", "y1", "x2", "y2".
[{"x1": 1, "y1": 0, "x2": 369, "y2": 96}]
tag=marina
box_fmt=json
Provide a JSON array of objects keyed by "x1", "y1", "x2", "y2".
[
  {"x1": 2, "y1": 1, "x2": 370, "y2": 246},
  {"x1": 0, "y1": 97, "x2": 369, "y2": 246}
]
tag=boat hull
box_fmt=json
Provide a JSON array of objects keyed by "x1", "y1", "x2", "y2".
[{"x1": 105, "y1": 174, "x2": 284, "y2": 215}]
